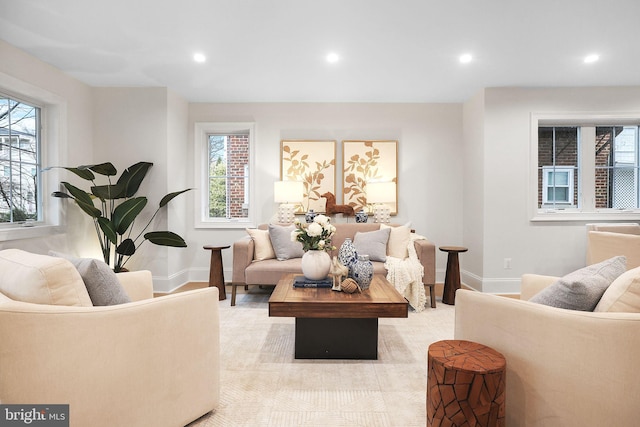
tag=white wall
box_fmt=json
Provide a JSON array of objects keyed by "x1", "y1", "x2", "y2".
[
  {"x1": 166, "y1": 90, "x2": 190, "y2": 285},
  {"x1": 186, "y1": 103, "x2": 464, "y2": 289},
  {"x1": 92, "y1": 87, "x2": 192, "y2": 288},
  {"x1": 462, "y1": 90, "x2": 486, "y2": 288},
  {"x1": 0, "y1": 40, "x2": 94, "y2": 256},
  {"x1": 465, "y1": 86, "x2": 640, "y2": 294}
]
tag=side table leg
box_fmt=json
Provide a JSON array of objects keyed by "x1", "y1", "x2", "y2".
[
  {"x1": 204, "y1": 245, "x2": 230, "y2": 301},
  {"x1": 442, "y1": 252, "x2": 460, "y2": 305}
]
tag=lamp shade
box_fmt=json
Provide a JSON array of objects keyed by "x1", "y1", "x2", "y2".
[
  {"x1": 274, "y1": 180, "x2": 304, "y2": 203},
  {"x1": 366, "y1": 181, "x2": 395, "y2": 204}
]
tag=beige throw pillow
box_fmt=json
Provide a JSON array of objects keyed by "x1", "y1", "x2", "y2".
[
  {"x1": 381, "y1": 223, "x2": 412, "y2": 259},
  {"x1": 246, "y1": 228, "x2": 275, "y2": 261},
  {"x1": 0, "y1": 249, "x2": 92, "y2": 307},
  {"x1": 594, "y1": 265, "x2": 640, "y2": 312}
]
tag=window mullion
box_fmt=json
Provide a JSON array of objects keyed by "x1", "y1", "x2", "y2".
[{"x1": 581, "y1": 126, "x2": 596, "y2": 211}]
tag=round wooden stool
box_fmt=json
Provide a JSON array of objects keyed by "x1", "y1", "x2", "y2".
[{"x1": 427, "y1": 340, "x2": 506, "y2": 427}]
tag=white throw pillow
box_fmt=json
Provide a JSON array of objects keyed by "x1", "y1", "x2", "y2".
[
  {"x1": 381, "y1": 223, "x2": 412, "y2": 259},
  {"x1": 246, "y1": 228, "x2": 276, "y2": 261},
  {"x1": 0, "y1": 249, "x2": 92, "y2": 307},
  {"x1": 595, "y1": 265, "x2": 640, "y2": 312}
]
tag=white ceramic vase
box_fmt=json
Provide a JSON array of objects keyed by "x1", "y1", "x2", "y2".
[{"x1": 301, "y1": 250, "x2": 331, "y2": 280}]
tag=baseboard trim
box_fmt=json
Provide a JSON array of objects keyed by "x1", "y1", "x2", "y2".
[
  {"x1": 155, "y1": 268, "x2": 521, "y2": 297},
  {"x1": 461, "y1": 269, "x2": 521, "y2": 295}
]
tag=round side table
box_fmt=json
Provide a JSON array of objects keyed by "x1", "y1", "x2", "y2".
[
  {"x1": 203, "y1": 245, "x2": 230, "y2": 301},
  {"x1": 439, "y1": 246, "x2": 468, "y2": 305},
  {"x1": 427, "y1": 340, "x2": 506, "y2": 427}
]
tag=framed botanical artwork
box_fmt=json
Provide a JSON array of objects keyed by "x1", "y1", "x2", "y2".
[
  {"x1": 281, "y1": 140, "x2": 336, "y2": 213},
  {"x1": 342, "y1": 140, "x2": 398, "y2": 214}
]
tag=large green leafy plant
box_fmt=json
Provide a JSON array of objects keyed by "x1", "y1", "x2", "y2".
[{"x1": 51, "y1": 161, "x2": 190, "y2": 272}]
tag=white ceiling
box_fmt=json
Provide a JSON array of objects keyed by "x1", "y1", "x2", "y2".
[{"x1": 1, "y1": 0, "x2": 639, "y2": 103}]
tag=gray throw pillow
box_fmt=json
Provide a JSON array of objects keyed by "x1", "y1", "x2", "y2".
[
  {"x1": 268, "y1": 224, "x2": 304, "y2": 260},
  {"x1": 49, "y1": 251, "x2": 131, "y2": 306},
  {"x1": 529, "y1": 256, "x2": 626, "y2": 311},
  {"x1": 353, "y1": 227, "x2": 391, "y2": 262}
]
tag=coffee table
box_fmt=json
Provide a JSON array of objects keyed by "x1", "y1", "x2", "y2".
[{"x1": 269, "y1": 273, "x2": 408, "y2": 359}]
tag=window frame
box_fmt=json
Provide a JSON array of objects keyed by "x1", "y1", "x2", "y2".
[
  {"x1": 194, "y1": 122, "x2": 256, "y2": 229},
  {"x1": 531, "y1": 112, "x2": 640, "y2": 222},
  {"x1": 0, "y1": 93, "x2": 42, "y2": 225},
  {"x1": 0, "y1": 72, "x2": 66, "y2": 241}
]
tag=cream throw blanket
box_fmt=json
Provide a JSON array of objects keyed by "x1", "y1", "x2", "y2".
[{"x1": 385, "y1": 234, "x2": 427, "y2": 312}]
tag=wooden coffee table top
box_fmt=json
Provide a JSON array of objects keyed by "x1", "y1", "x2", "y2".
[{"x1": 269, "y1": 274, "x2": 408, "y2": 319}]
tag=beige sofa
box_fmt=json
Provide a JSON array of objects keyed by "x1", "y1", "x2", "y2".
[
  {"x1": 0, "y1": 254, "x2": 220, "y2": 427},
  {"x1": 232, "y1": 222, "x2": 436, "y2": 307},
  {"x1": 454, "y1": 275, "x2": 640, "y2": 426}
]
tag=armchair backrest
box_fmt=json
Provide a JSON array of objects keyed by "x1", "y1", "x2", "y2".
[{"x1": 587, "y1": 230, "x2": 640, "y2": 269}]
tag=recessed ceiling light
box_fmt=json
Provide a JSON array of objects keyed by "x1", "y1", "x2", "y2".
[
  {"x1": 584, "y1": 54, "x2": 599, "y2": 64},
  {"x1": 193, "y1": 53, "x2": 206, "y2": 63},
  {"x1": 326, "y1": 52, "x2": 339, "y2": 64},
  {"x1": 459, "y1": 53, "x2": 473, "y2": 64}
]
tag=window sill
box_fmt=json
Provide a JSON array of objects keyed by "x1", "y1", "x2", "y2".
[
  {"x1": 531, "y1": 210, "x2": 640, "y2": 222},
  {"x1": 0, "y1": 224, "x2": 61, "y2": 242},
  {"x1": 195, "y1": 220, "x2": 256, "y2": 229}
]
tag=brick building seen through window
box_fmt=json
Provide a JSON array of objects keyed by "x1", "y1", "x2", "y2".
[
  {"x1": 538, "y1": 126, "x2": 639, "y2": 209},
  {"x1": 208, "y1": 134, "x2": 249, "y2": 219}
]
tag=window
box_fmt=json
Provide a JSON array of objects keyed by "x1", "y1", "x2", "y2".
[
  {"x1": 542, "y1": 167, "x2": 574, "y2": 206},
  {"x1": 533, "y1": 114, "x2": 640, "y2": 221},
  {"x1": 595, "y1": 126, "x2": 638, "y2": 209},
  {"x1": 0, "y1": 94, "x2": 41, "y2": 224},
  {"x1": 195, "y1": 122, "x2": 255, "y2": 228},
  {"x1": 538, "y1": 127, "x2": 579, "y2": 208}
]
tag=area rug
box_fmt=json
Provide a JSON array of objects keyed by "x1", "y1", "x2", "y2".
[{"x1": 188, "y1": 288, "x2": 455, "y2": 427}]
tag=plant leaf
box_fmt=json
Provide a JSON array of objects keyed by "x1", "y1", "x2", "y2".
[
  {"x1": 87, "y1": 162, "x2": 117, "y2": 176},
  {"x1": 97, "y1": 217, "x2": 117, "y2": 244},
  {"x1": 159, "y1": 188, "x2": 192, "y2": 207},
  {"x1": 63, "y1": 167, "x2": 95, "y2": 181},
  {"x1": 61, "y1": 182, "x2": 101, "y2": 217},
  {"x1": 144, "y1": 231, "x2": 187, "y2": 247},
  {"x1": 117, "y1": 162, "x2": 153, "y2": 197},
  {"x1": 91, "y1": 183, "x2": 127, "y2": 200},
  {"x1": 112, "y1": 197, "x2": 147, "y2": 235},
  {"x1": 51, "y1": 191, "x2": 73, "y2": 199},
  {"x1": 116, "y1": 238, "x2": 136, "y2": 256}
]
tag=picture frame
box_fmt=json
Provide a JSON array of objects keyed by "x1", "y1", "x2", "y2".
[
  {"x1": 342, "y1": 140, "x2": 398, "y2": 214},
  {"x1": 281, "y1": 140, "x2": 336, "y2": 213}
]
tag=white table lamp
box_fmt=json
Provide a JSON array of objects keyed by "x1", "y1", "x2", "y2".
[
  {"x1": 274, "y1": 181, "x2": 304, "y2": 224},
  {"x1": 366, "y1": 181, "x2": 395, "y2": 223}
]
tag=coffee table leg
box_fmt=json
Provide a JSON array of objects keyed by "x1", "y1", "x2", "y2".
[{"x1": 295, "y1": 318, "x2": 378, "y2": 359}]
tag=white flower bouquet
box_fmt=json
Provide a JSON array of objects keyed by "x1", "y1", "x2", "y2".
[{"x1": 291, "y1": 214, "x2": 336, "y2": 252}]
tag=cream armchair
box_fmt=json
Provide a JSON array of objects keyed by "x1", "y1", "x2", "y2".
[
  {"x1": 587, "y1": 229, "x2": 640, "y2": 268},
  {"x1": 454, "y1": 276, "x2": 640, "y2": 427},
  {"x1": 0, "y1": 270, "x2": 220, "y2": 427}
]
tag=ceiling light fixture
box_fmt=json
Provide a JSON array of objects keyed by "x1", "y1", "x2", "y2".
[
  {"x1": 326, "y1": 52, "x2": 339, "y2": 64},
  {"x1": 459, "y1": 53, "x2": 473, "y2": 64},
  {"x1": 584, "y1": 54, "x2": 599, "y2": 64},
  {"x1": 193, "y1": 53, "x2": 206, "y2": 63}
]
